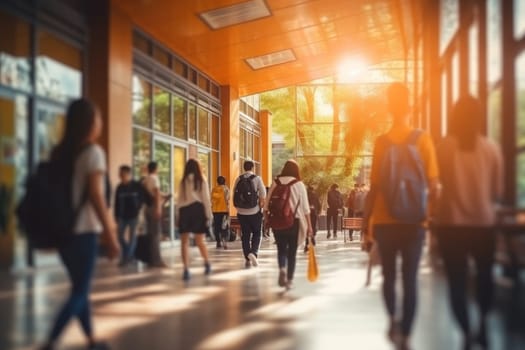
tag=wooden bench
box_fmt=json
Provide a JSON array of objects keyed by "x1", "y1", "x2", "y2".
[{"x1": 341, "y1": 217, "x2": 363, "y2": 243}]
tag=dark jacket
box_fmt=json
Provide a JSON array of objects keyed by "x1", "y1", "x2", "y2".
[
  {"x1": 114, "y1": 180, "x2": 144, "y2": 220},
  {"x1": 327, "y1": 189, "x2": 343, "y2": 209},
  {"x1": 307, "y1": 189, "x2": 321, "y2": 215}
]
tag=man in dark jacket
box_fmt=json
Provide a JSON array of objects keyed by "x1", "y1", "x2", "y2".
[
  {"x1": 326, "y1": 184, "x2": 343, "y2": 239},
  {"x1": 305, "y1": 185, "x2": 321, "y2": 252},
  {"x1": 114, "y1": 165, "x2": 144, "y2": 266}
]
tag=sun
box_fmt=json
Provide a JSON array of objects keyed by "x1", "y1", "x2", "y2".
[{"x1": 336, "y1": 57, "x2": 369, "y2": 83}]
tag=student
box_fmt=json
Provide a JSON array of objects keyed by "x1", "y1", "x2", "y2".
[
  {"x1": 142, "y1": 161, "x2": 170, "y2": 268},
  {"x1": 233, "y1": 160, "x2": 266, "y2": 268},
  {"x1": 349, "y1": 184, "x2": 367, "y2": 241},
  {"x1": 362, "y1": 82, "x2": 440, "y2": 350},
  {"x1": 41, "y1": 99, "x2": 119, "y2": 350},
  {"x1": 304, "y1": 185, "x2": 321, "y2": 252},
  {"x1": 265, "y1": 160, "x2": 313, "y2": 289},
  {"x1": 114, "y1": 165, "x2": 143, "y2": 266},
  {"x1": 176, "y1": 159, "x2": 212, "y2": 281},
  {"x1": 326, "y1": 183, "x2": 343, "y2": 239},
  {"x1": 211, "y1": 175, "x2": 230, "y2": 249},
  {"x1": 434, "y1": 96, "x2": 503, "y2": 349}
]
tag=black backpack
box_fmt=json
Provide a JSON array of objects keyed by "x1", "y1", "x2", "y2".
[
  {"x1": 16, "y1": 161, "x2": 86, "y2": 249},
  {"x1": 233, "y1": 174, "x2": 258, "y2": 209}
]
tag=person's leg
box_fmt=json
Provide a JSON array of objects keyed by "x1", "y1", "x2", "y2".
[
  {"x1": 326, "y1": 209, "x2": 333, "y2": 237},
  {"x1": 435, "y1": 227, "x2": 470, "y2": 337},
  {"x1": 238, "y1": 214, "x2": 252, "y2": 261},
  {"x1": 117, "y1": 218, "x2": 128, "y2": 263},
  {"x1": 180, "y1": 233, "x2": 190, "y2": 269},
  {"x1": 194, "y1": 234, "x2": 210, "y2": 263},
  {"x1": 212, "y1": 213, "x2": 222, "y2": 247},
  {"x1": 127, "y1": 218, "x2": 139, "y2": 261},
  {"x1": 332, "y1": 210, "x2": 338, "y2": 237},
  {"x1": 47, "y1": 234, "x2": 98, "y2": 345},
  {"x1": 249, "y1": 212, "x2": 263, "y2": 257},
  {"x1": 399, "y1": 226, "x2": 425, "y2": 338},
  {"x1": 146, "y1": 208, "x2": 164, "y2": 266},
  {"x1": 286, "y1": 222, "x2": 300, "y2": 282},
  {"x1": 274, "y1": 231, "x2": 288, "y2": 286}
]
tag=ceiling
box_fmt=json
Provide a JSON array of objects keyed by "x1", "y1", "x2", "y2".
[{"x1": 113, "y1": 0, "x2": 414, "y2": 96}]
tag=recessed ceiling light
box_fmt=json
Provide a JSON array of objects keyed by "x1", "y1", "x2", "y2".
[
  {"x1": 245, "y1": 49, "x2": 296, "y2": 70},
  {"x1": 199, "y1": 0, "x2": 271, "y2": 30}
]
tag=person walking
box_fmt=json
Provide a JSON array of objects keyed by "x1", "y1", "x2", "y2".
[
  {"x1": 326, "y1": 183, "x2": 343, "y2": 239},
  {"x1": 114, "y1": 165, "x2": 144, "y2": 266},
  {"x1": 142, "y1": 161, "x2": 170, "y2": 268},
  {"x1": 304, "y1": 185, "x2": 321, "y2": 252},
  {"x1": 41, "y1": 99, "x2": 119, "y2": 350},
  {"x1": 362, "y1": 82, "x2": 440, "y2": 350},
  {"x1": 349, "y1": 184, "x2": 367, "y2": 241},
  {"x1": 211, "y1": 175, "x2": 230, "y2": 249},
  {"x1": 434, "y1": 96, "x2": 503, "y2": 349},
  {"x1": 233, "y1": 160, "x2": 266, "y2": 268},
  {"x1": 176, "y1": 159, "x2": 212, "y2": 281},
  {"x1": 265, "y1": 160, "x2": 313, "y2": 289}
]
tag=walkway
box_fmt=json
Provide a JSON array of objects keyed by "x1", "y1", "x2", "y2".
[{"x1": 1, "y1": 233, "x2": 523, "y2": 350}]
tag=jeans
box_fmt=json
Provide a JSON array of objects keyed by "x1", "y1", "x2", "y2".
[
  {"x1": 434, "y1": 226, "x2": 495, "y2": 335},
  {"x1": 117, "y1": 217, "x2": 138, "y2": 261},
  {"x1": 49, "y1": 233, "x2": 98, "y2": 342},
  {"x1": 274, "y1": 219, "x2": 299, "y2": 281},
  {"x1": 374, "y1": 224, "x2": 425, "y2": 336},
  {"x1": 212, "y1": 212, "x2": 228, "y2": 244},
  {"x1": 238, "y1": 212, "x2": 263, "y2": 260},
  {"x1": 326, "y1": 208, "x2": 339, "y2": 234}
]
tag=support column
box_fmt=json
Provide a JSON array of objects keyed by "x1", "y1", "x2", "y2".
[
  {"x1": 424, "y1": 0, "x2": 442, "y2": 141},
  {"x1": 220, "y1": 85, "x2": 240, "y2": 214},
  {"x1": 260, "y1": 110, "x2": 272, "y2": 185},
  {"x1": 87, "y1": 0, "x2": 133, "y2": 187}
]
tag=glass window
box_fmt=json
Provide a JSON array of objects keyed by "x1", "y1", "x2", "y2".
[
  {"x1": 173, "y1": 95, "x2": 187, "y2": 139},
  {"x1": 189, "y1": 68, "x2": 197, "y2": 84},
  {"x1": 198, "y1": 152, "x2": 210, "y2": 183},
  {"x1": 173, "y1": 58, "x2": 187, "y2": 77},
  {"x1": 514, "y1": 0, "x2": 525, "y2": 39},
  {"x1": 153, "y1": 86, "x2": 170, "y2": 134},
  {"x1": 517, "y1": 152, "x2": 525, "y2": 208},
  {"x1": 211, "y1": 151, "x2": 219, "y2": 187},
  {"x1": 132, "y1": 75, "x2": 151, "y2": 128},
  {"x1": 254, "y1": 135, "x2": 260, "y2": 162},
  {"x1": 132, "y1": 128, "x2": 151, "y2": 178},
  {"x1": 188, "y1": 103, "x2": 197, "y2": 140},
  {"x1": 198, "y1": 74, "x2": 209, "y2": 92},
  {"x1": 239, "y1": 129, "x2": 246, "y2": 158},
  {"x1": 36, "y1": 30, "x2": 82, "y2": 103},
  {"x1": 133, "y1": 32, "x2": 150, "y2": 55},
  {"x1": 440, "y1": 0, "x2": 459, "y2": 54},
  {"x1": 488, "y1": 87, "x2": 502, "y2": 142},
  {"x1": 36, "y1": 102, "x2": 65, "y2": 161},
  {"x1": 153, "y1": 45, "x2": 170, "y2": 67},
  {"x1": 441, "y1": 71, "x2": 448, "y2": 137},
  {"x1": 0, "y1": 10, "x2": 31, "y2": 92},
  {"x1": 212, "y1": 114, "x2": 219, "y2": 150},
  {"x1": 469, "y1": 24, "x2": 479, "y2": 97},
  {"x1": 487, "y1": 0, "x2": 502, "y2": 85},
  {"x1": 246, "y1": 132, "x2": 253, "y2": 159},
  {"x1": 198, "y1": 108, "x2": 210, "y2": 146},
  {"x1": 172, "y1": 145, "x2": 186, "y2": 200},
  {"x1": 516, "y1": 52, "x2": 525, "y2": 147},
  {"x1": 211, "y1": 84, "x2": 219, "y2": 98}
]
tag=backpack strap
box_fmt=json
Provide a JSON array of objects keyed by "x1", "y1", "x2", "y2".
[{"x1": 406, "y1": 129, "x2": 424, "y2": 145}]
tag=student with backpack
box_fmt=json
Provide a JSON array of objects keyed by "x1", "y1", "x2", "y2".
[
  {"x1": 32, "y1": 99, "x2": 119, "y2": 350},
  {"x1": 362, "y1": 83, "x2": 440, "y2": 350},
  {"x1": 176, "y1": 159, "x2": 212, "y2": 281},
  {"x1": 233, "y1": 160, "x2": 266, "y2": 268},
  {"x1": 211, "y1": 176, "x2": 230, "y2": 249},
  {"x1": 114, "y1": 165, "x2": 144, "y2": 266},
  {"x1": 326, "y1": 184, "x2": 343, "y2": 239},
  {"x1": 434, "y1": 96, "x2": 503, "y2": 349},
  {"x1": 265, "y1": 160, "x2": 313, "y2": 289}
]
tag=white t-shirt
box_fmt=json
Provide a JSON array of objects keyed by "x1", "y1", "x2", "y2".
[
  {"x1": 73, "y1": 144, "x2": 107, "y2": 234},
  {"x1": 143, "y1": 173, "x2": 160, "y2": 197}
]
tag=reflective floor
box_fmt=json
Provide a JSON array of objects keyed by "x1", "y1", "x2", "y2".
[{"x1": 1, "y1": 232, "x2": 523, "y2": 350}]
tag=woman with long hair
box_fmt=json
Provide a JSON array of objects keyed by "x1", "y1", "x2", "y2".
[
  {"x1": 42, "y1": 99, "x2": 119, "y2": 350},
  {"x1": 434, "y1": 95, "x2": 503, "y2": 349},
  {"x1": 264, "y1": 160, "x2": 313, "y2": 289},
  {"x1": 176, "y1": 159, "x2": 212, "y2": 281}
]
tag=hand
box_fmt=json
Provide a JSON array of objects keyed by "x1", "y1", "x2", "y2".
[
  {"x1": 361, "y1": 240, "x2": 373, "y2": 253},
  {"x1": 103, "y1": 225, "x2": 120, "y2": 260},
  {"x1": 306, "y1": 226, "x2": 313, "y2": 237}
]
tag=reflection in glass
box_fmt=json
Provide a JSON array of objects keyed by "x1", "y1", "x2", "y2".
[
  {"x1": 132, "y1": 75, "x2": 151, "y2": 128},
  {"x1": 188, "y1": 103, "x2": 197, "y2": 140},
  {"x1": 469, "y1": 24, "x2": 479, "y2": 97},
  {"x1": 173, "y1": 95, "x2": 187, "y2": 139},
  {"x1": 154, "y1": 140, "x2": 172, "y2": 239},
  {"x1": 153, "y1": 86, "x2": 170, "y2": 135},
  {"x1": 488, "y1": 87, "x2": 502, "y2": 142},
  {"x1": 36, "y1": 103, "x2": 65, "y2": 161},
  {"x1": 439, "y1": 0, "x2": 459, "y2": 54},
  {"x1": 212, "y1": 115, "x2": 219, "y2": 150},
  {"x1": 516, "y1": 52, "x2": 525, "y2": 147},
  {"x1": 0, "y1": 11, "x2": 31, "y2": 92},
  {"x1": 198, "y1": 108, "x2": 210, "y2": 146},
  {"x1": 487, "y1": 0, "x2": 502, "y2": 85},
  {"x1": 132, "y1": 128, "x2": 151, "y2": 178},
  {"x1": 514, "y1": 0, "x2": 525, "y2": 39},
  {"x1": 172, "y1": 146, "x2": 186, "y2": 201},
  {"x1": 240, "y1": 129, "x2": 246, "y2": 158},
  {"x1": 517, "y1": 152, "x2": 525, "y2": 208},
  {"x1": 198, "y1": 152, "x2": 210, "y2": 184}
]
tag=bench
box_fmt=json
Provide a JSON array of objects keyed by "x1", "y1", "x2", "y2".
[{"x1": 341, "y1": 217, "x2": 363, "y2": 243}]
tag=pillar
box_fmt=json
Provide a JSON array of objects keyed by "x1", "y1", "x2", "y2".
[{"x1": 260, "y1": 110, "x2": 272, "y2": 185}]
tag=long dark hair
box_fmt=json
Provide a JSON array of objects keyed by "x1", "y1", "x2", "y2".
[
  {"x1": 280, "y1": 160, "x2": 301, "y2": 180},
  {"x1": 181, "y1": 158, "x2": 204, "y2": 199},
  {"x1": 449, "y1": 95, "x2": 482, "y2": 151},
  {"x1": 50, "y1": 98, "x2": 98, "y2": 169}
]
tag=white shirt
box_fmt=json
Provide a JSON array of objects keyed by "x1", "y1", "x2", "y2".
[
  {"x1": 264, "y1": 176, "x2": 310, "y2": 219},
  {"x1": 73, "y1": 144, "x2": 106, "y2": 234},
  {"x1": 436, "y1": 136, "x2": 503, "y2": 226},
  {"x1": 176, "y1": 174, "x2": 212, "y2": 221},
  {"x1": 143, "y1": 173, "x2": 160, "y2": 197},
  {"x1": 233, "y1": 172, "x2": 267, "y2": 215}
]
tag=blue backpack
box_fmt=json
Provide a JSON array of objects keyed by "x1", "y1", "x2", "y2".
[{"x1": 379, "y1": 129, "x2": 427, "y2": 224}]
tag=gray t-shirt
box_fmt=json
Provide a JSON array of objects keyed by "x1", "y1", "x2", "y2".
[
  {"x1": 234, "y1": 172, "x2": 266, "y2": 216},
  {"x1": 73, "y1": 144, "x2": 107, "y2": 234}
]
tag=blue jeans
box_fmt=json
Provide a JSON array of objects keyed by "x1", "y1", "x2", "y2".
[
  {"x1": 374, "y1": 224, "x2": 425, "y2": 336},
  {"x1": 238, "y1": 212, "x2": 263, "y2": 260},
  {"x1": 117, "y1": 217, "x2": 138, "y2": 261},
  {"x1": 49, "y1": 233, "x2": 98, "y2": 342},
  {"x1": 274, "y1": 219, "x2": 299, "y2": 281}
]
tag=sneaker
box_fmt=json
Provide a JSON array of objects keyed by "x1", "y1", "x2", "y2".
[
  {"x1": 327, "y1": 232, "x2": 331, "y2": 239},
  {"x1": 334, "y1": 233, "x2": 338, "y2": 239},
  {"x1": 245, "y1": 260, "x2": 251, "y2": 269},
  {"x1": 387, "y1": 320, "x2": 400, "y2": 343},
  {"x1": 278, "y1": 269, "x2": 287, "y2": 287},
  {"x1": 204, "y1": 262, "x2": 211, "y2": 275},
  {"x1": 216, "y1": 242, "x2": 222, "y2": 249},
  {"x1": 248, "y1": 253, "x2": 258, "y2": 267},
  {"x1": 182, "y1": 269, "x2": 191, "y2": 281},
  {"x1": 285, "y1": 279, "x2": 293, "y2": 290}
]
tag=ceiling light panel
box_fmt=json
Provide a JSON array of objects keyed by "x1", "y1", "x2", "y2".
[
  {"x1": 245, "y1": 49, "x2": 296, "y2": 70},
  {"x1": 199, "y1": 0, "x2": 271, "y2": 30}
]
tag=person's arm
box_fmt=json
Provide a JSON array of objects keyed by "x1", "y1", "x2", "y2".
[
  {"x1": 299, "y1": 184, "x2": 313, "y2": 236},
  {"x1": 202, "y1": 180, "x2": 213, "y2": 223},
  {"x1": 224, "y1": 187, "x2": 230, "y2": 209},
  {"x1": 257, "y1": 177, "x2": 267, "y2": 209},
  {"x1": 263, "y1": 181, "x2": 275, "y2": 222},
  {"x1": 113, "y1": 185, "x2": 121, "y2": 220}
]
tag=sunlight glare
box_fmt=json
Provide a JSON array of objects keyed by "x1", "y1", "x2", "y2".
[{"x1": 336, "y1": 57, "x2": 368, "y2": 83}]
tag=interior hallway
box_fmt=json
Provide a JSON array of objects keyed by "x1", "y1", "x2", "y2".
[{"x1": 1, "y1": 233, "x2": 523, "y2": 350}]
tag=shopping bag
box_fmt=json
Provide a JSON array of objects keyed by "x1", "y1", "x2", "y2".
[{"x1": 307, "y1": 237, "x2": 319, "y2": 282}]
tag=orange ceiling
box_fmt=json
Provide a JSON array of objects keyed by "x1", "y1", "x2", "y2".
[{"x1": 113, "y1": 0, "x2": 410, "y2": 96}]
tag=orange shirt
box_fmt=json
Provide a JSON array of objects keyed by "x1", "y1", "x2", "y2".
[{"x1": 369, "y1": 125, "x2": 439, "y2": 225}]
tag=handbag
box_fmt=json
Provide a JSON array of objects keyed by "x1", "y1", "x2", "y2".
[{"x1": 307, "y1": 237, "x2": 319, "y2": 282}]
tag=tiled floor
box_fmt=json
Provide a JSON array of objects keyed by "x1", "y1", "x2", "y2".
[{"x1": 1, "y1": 232, "x2": 523, "y2": 350}]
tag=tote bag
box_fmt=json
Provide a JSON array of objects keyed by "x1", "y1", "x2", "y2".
[{"x1": 307, "y1": 237, "x2": 319, "y2": 282}]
